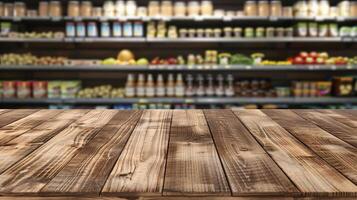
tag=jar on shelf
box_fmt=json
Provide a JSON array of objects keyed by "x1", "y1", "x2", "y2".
[
  {"x1": 68, "y1": 1, "x2": 80, "y2": 17},
  {"x1": 275, "y1": 27, "x2": 285, "y2": 37},
  {"x1": 161, "y1": 1, "x2": 173, "y2": 17},
  {"x1": 270, "y1": 1, "x2": 282, "y2": 17},
  {"x1": 294, "y1": 1, "x2": 308, "y2": 17},
  {"x1": 258, "y1": 1, "x2": 269, "y2": 17},
  {"x1": 92, "y1": 7, "x2": 102, "y2": 17},
  {"x1": 39, "y1": 1, "x2": 49, "y2": 17},
  {"x1": 266, "y1": 27, "x2": 275, "y2": 37},
  {"x1": 329, "y1": 7, "x2": 337, "y2": 17},
  {"x1": 213, "y1": 28, "x2": 221, "y2": 37},
  {"x1": 201, "y1": 1, "x2": 213, "y2": 16},
  {"x1": 244, "y1": 27, "x2": 255, "y2": 37},
  {"x1": 148, "y1": 1, "x2": 160, "y2": 17},
  {"x1": 0, "y1": 2, "x2": 3, "y2": 17},
  {"x1": 256, "y1": 27, "x2": 265, "y2": 37},
  {"x1": 49, "y1": 1, "x2": 62, "y2": 17},
  {"x1": 115, "y1": 0, "x2": 125, "y2": 16},
  {"x1": 103, "y1": 1, "x2": 115, "y2": 17},
  {"x1": 351, "y1": 2, "x2": 357, "y2": 17},
  {"x1": 226, "y1": 11, "x2": 235, "y2": 17},
  {"x1": 27, "y1": 10, "x2": 38, "y2": 17},
  {"x1": 3, "y1": 3, "x2": 14, "y2": 17},
  {"x1": 188, "y1": 29, "x2": 196, "y2": 37},
  {"x1": 244, "y1": 1, "x2": 257, "y2": 16},
  {"x1": 179, "y1": 28, "x2": 188, "y2": 37},
  {"x1": 14, "y1": 2, "x2": 26, "y2": 17},
  {"x1": 126, "y1": 0, "x2": 137, "y2": 16},
  {"x1": 318, "y1": 0, "x2": 330, "y2": 17},
  {"x1": 283, "y1": 7, "x2": 293, "y2": 17},
  {"x1": 205, "y1": 28, "x2": 213, "y2": 37},
  {"x1": 285, "y1": 27, "x2": 294, "y2": 37},
  {"x1": 188, "y1": 1, "x2": 200, "y2": 16},
  {"x1": 214, "y1": 9, "x2": 225, "y2": 17},
  {"x1": 308, "y1": 0, "x2": 319, "y2": 17},
  {"x1": 338, "y1": 1, "x2": 350, "y2": 17},
  {"x1": 80, "y1": 1, "x2": 92, "y2": 17},
  {"x1": 137, "y1": 7, "x2": 147, "y2": 17},
  {"x1": 174, "y1": 2, "x2": 186, "y2": 16},
  {"x1": 224, "y1": 27, "x2": 233, "y2": 37},
  {"x1": 233, "y1": 27, "x2": 242, "y2": 37}
]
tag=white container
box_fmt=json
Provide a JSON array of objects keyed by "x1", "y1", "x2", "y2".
[
  {"x1": 114, "y1": 0, "x2": 125, "y2": 16},
  {"x1": 126, "y1": 0, "x2": 137, "y2": 16},
  {"x1": 338, "y1": 1, "x2": 350, "y2": 17},
  {"x1": 308, "y1": 0, "x2": 319, "y2": 17},
  {"x1": 319, "y1": 0, "x2": 330, "y2": 17}
]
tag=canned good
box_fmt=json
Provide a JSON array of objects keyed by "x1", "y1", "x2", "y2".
[
  {"x1": 123, "y1": 22, "x2": 133, "y2": 37},
  {"x1": 87, "y1": 22, "x2": 98, "y2": 37},
  {"x1": 101, "y1": 22, "x2": 111, "y2": 37},
  {"x1": 3, "y1": 81, "x2": 16, "y2": 98},
  {"x1": 76, "y1": 22, "x2": 86, "y2": 37},
  {"x1": 113, "y1": 22, "x2": 122, "y2": 37},
  {"x1": 16, "y1": 81, "x2": 31, "y2": 99},
  {"x1": 66, "y1": 22, "x2": 76, "y2": 37},
  {"x1": 133, "y1": 22, "x2": 144, "y2": 37},
  {"x1": 33, "y1": 81, "x2": 48, "y2": 99}
]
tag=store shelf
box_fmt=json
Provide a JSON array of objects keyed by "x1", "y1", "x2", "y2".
[
  {"x1": 1, "y1": 64, "x2": 356, "y2": 72},
  {"x1": 1, "y1": 37, "x2": 355, "y2": 43},
  {"x1": 2, "y1": 16, "x2": 357, "y2": 22},
  {"x1": 1, "y1": 97, "x2": 357, "y2": 105}
]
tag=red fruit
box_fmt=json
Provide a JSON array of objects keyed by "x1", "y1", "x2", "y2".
[
  {"x1": 293, "y1": 57, "x2": 304, "y2": 65},
  {"x1": 299, "y1": 52, "x2": 308, "y2": 58},
  {"x1": 316, "y1": 57, "x2": 325, "y2": 64},
  {"x1": 309, "y1": 51, "x2": 318, "y2": 58},
  {"x1": 151, "y1": 57, "x2": 160, "y2": 65}
]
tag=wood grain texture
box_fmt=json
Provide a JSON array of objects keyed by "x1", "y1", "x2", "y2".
[
  {"x1": 0, "y1": 109, "x2": 10, "y2": 116},
  {"x1": 102, "y1": 110, "x2": 172, "y2": 196},
  {"x1": 263, "y1": 109, "x2": 357, "y2": 185},
  {"x1": 0, "y1": 109, "x2": 62, "y2": 145},
  {"x1": 0, "y1": 110, "x2": 118, "y2": 195},
  {"x1": 233, "y1": 109, "x2": 357, "y2": 197},
  {"x1": 0, "y1": 109, "x2": 38, "y2": 128},
  {"x1": 316, "y1": 110, "x2": 357, "y2": 128},
  {"x1": 294, "y1": 110, "x2": 357, "y2": 148},
  {"x1": 163, "y1": 110, "x2": 230, "y2": 196},
  {"x1": 204, "y1": 110, "x2": 298, "y2": 196},
  {"x1": 0, "y1": 110, "x2": 89, "y2": 174},
  {"x1": 41, "y1": 110, "x2": 143, "y2": 196}
]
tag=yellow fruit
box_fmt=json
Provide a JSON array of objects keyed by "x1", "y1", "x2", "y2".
[{"x1": 117, "y1": 49, "x2": 135, "y2": 62}]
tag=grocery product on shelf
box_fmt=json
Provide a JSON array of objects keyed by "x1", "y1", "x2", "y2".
[
  {"x1": 1, "y1": 1, "x2": 357, "y2": 18},
  {"x1": 289, "y1": 52, "x2": 349, "y2": 65},
  {"x1": 0, "y1": 53, "x2": 67, "y2": 65}
]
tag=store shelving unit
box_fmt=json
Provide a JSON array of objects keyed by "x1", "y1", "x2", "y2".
[{"x1": 1, "y1": 0, "x2": 357, "y2": 108}]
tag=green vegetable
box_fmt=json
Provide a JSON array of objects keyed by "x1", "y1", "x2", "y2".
[{"x1": 230, "y1": 54, "x2": 253, "y2": 65}]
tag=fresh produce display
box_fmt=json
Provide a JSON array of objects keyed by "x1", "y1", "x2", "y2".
[
  {"x1": 289, "y1": 52, "x2": 349, "y2": 65},
  {"x1": 1, "y1": 0, "x2": 356, "y2": 18},
  {"x1": 0, "y1": 53, "x2": 67, "y2": 65},
  {"x1": 77, "y1": 85, "x2": 125, "y2": 98},
  {"x1": 0, "y1": 23, "x2": 65, "y2": 38}
]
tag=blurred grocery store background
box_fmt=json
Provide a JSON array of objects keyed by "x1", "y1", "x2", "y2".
[{"x1": 0, "y1": 0, "x2": 357, "y2": 109}]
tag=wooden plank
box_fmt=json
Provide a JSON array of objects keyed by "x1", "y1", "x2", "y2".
[
  {"x1": 294, "y1": 110, "x2": 357, "y2": 148},
  {"x1": 0, "y1": 110, "x2": 118, "y2": 195},
  {"x1": 163, "y1": 110, "x2": 230, "y2": 196},
  {"x1": 233, "y1": 110, "x2": 357, "y2": 197},
  {"x1": 0, "y1": 110, "x2": 89, "y2": 174},
  {"x1": 0, "y1": 109, "x2": 63, "y2": 145},
  {"x1": 41, "y1": 110, "x2": 143, "y2": 196},
  {"x1": 0, "y1": 197, "x2": 296, "y2": 200},
  {"x1": 0, "y1": 109, "x2": 38, "y2": 128},
  {"x1": 204, "y1": 110, "x2": 298, "y2": 196},
  {"x1": 0, "y1": 109, "x2": 10, "y2": 116},
  {"x1": 316, "y1": 110, "x2": 357, "y2": 128},
  {"x1": 102, "y1": 110, "x2": 172, "y2": 196},
  {"x1": 263, "y1": 110, "x2": 357, "y2": 184}
]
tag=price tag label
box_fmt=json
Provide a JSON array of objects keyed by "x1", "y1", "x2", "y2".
[
  {"x1": 337, "y1": 17, "x2": 345, "y2": 22},
  {"x1": 52, "y1": 17, "x2": 61, "y2": 21},
  {"x1": 245, "y1": 65, "x2": 252, "y2": 70},
  {"x1": 185, "y1": 99, "x2": 194, "y2": 104},
  {"x1": 139, "y1": 99, "x2": 148, "y2": 104},
  {"x1": 315, "y1": 16, "x2": 325, "y2": 21},
  {"x1": 331, "y1": 65, "x2": 337, "y2": 70},
  {"x1": 269, "y1": 16, "x2": 278, "y2": 21},
  {"x1": 13, "y1": 17, "x2": 22, "y2": 22},
  {"x1": 74, "y1": 17, "x2": 83, "y2": 22}
]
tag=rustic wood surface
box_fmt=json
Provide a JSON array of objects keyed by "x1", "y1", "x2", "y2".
[{"x1": 0, "y1": 109, "x2": 356, "y2": 199}]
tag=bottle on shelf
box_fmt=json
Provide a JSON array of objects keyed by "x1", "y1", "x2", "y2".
[
  {"x1": 175, "y1": 74, "x2": 185, "y2": 97},
  {"x1": 125, "y1": 73, "x2": 135, "y2": 98},
  {"x1": 206, "y1": 74, "x2": 215, "y2": 96},
  {"x1": 216, "y1": 74, "x2": 224, "y2": 97},
  {"x1": 225, "y1": 74, "x2": 235, "y2": 97},
  {"x1": 196, "y1": 74, "x2": 205, "y2": 97},
  {"x1": 145, "y1": 74, "x2": 155, "y2": 97},
  {"x1": 156, "y1": 74, "x2": 166, "y2": 97},
  {"x1": 136, "y1": 74, "x2": 145, "y2": 97},
  {"x1": 166, "y1": 74, "x2": 175, "y2": 97},
  {"x1": 185, "y1": 74, "x2": 195, "y2": 97}
]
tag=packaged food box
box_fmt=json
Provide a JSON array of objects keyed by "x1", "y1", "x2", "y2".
[
  {"x1": 47, "y1": 81, "x2": 62, "y2": 98},
  {"x1": 61, "y1": 81, "x2": 81, "y2": 99},
  {"x1": 333, "y1": 77, "x2": 354, "y2": 96},
  {"x1": 317, "y1": 81, "x2": 332, "y2": 97}
]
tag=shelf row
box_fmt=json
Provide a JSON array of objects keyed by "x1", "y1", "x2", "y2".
[
  {"x1": 1, "y1": 16, "x2": 357, "y2": 22},
  {"x1": 1, "y1": 37, "x2": 356, "y2": 43},
  {"x1": 1, "y1": 97, "x2": 357, "y2": 105},
  {"x1": 1, "y1": 64, "x2": 356, "y2": 71}
]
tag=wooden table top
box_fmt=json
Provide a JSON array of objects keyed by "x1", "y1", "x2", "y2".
[{"x1": 0, "y1": 109, "x2": 356, "y2": 200}]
